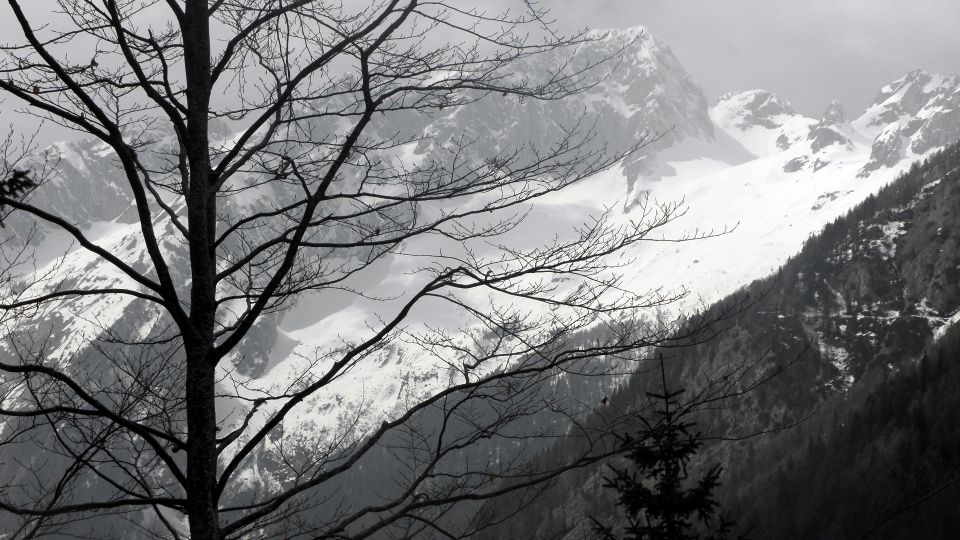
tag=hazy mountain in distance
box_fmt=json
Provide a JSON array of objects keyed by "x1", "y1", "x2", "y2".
[{"x1": 4, "y1": 25, "x2": 960, "y2": 537}]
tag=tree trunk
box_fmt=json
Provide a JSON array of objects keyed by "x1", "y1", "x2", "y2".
[
  {"x1": 186, "y1": 350, "x2": 221, "y2": 540},
  {"x1": 183, "y1": 2, "x2": 219, "y2": 538}
]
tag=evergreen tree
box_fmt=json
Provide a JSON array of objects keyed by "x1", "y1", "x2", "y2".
[
  {"x1": 593, "y1": 361, "x2": 744, "y2": 540},
  {"x1": 0, "y1": 169, "x2": 33, "y2": 225}
]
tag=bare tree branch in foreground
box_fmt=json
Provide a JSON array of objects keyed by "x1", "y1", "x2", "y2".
[{"x1": 0, "y1": 1, "x2": 734, "y2": 538}]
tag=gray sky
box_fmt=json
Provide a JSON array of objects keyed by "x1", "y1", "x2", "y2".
[
  {"x1": 552, "y1": 0, "x2": 960, "y2": 116},
  {"x1": 3, "y1": 0, "x2": 960, "y2": 144}
]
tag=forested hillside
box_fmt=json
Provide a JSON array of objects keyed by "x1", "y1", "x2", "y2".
[
  {"x1": 475, "y1": 142, "x2": 960, "y2": 539},
  {"x1": 724, "y1": 324, "x2": 960, "y2": 539}
]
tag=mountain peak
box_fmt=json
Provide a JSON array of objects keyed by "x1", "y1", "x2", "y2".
[
  {"x1": 588, "y1": 25, "x2": 649, "y2": 41},
  {"x1": 877, "y1": 68, "x2": 927, "y2": 96},
  {"x1": 870, "y1": 69, "x2": 959, "y2": 112},
  {"x1": 714, "y1": 90, "x2": 797, "y2": 129},
  {"x1": 820, "y1": 100, "x2": 846, "y2": 125},
  {"x1": 710, "y1": 89, "x2": 813, "y2": 157},
  {"x1": 425, "y1": 24, "x2": 713, "y2": 188},
  {"x1": 584, "y1": 25, "x2": 658, "y2": 57},
  {"x1": 855, "y1": 69, "x2": 960, "y2": 174},
  {"x1": 807, "y1": 100, "x2": 851, "y2": 155},
  {"x1": 581, "y1": 25, "x2": 678, "y2": 75}
]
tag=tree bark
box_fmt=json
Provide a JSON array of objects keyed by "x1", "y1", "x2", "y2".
[
  {"x1": 183, "y1": 2, "x2": 220, "y2": 538},
  {"x1": 186, "y1": 349, "x2": 221, "y2": 540}
]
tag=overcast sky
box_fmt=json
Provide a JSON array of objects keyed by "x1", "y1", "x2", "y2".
[
  {"x1": 3, "y1": 0, "x2": 960, "y2": 143},
  {"x1": 553, "y1": 0, "x2": 960, "y2": 116}
]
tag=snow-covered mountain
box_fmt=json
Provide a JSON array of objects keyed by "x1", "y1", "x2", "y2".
[
  {"x1": 477, "y1": 138, "x2": 960, "y2": 540},
  {"x1": 7, "y1": 24, "x2": 960, "y2": 439},
  {"x1": 3, "y1": 25, "x2": 960, "y2": 534},
  {"x1": 602, "y1": 63, "x2": 960, "y2": 319}
]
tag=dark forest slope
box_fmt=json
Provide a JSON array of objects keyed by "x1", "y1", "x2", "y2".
[{"x1": 474, "y1": 142, "x2": 960, "y2": 539}]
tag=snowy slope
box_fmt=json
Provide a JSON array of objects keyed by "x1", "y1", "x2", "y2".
[
  {"x1": 228, "y1": 67, "x2": 960, "y2": 443},
  {"x1": 710, "y1": 89, "x2": 816, "y2": 157},
  {"x1": 4, "y1": 26, "x2": 960, "y2": 502}
]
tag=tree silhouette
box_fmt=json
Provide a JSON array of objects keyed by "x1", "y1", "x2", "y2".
[
  {"x1": 593, "y1": 360, "x2": 744, "y2": 540},
  {"x1": 0, "y1": 170, "x2": 33, "y2": 225},
  {"x1": 0, "y1": 1, "x2": 735, "y2": 538}
]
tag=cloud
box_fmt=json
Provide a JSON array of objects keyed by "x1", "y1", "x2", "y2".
[
  {"x1": 545, "y1": 0, "x2": 960, "y2": 115},
  {"x1": 3, "y1": 0, "x2": 960, "y2": 144}
]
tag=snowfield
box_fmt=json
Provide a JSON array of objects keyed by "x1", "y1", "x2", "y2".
[{"x1": 4, "y1": 26, "x2": 960, "y2": 463}]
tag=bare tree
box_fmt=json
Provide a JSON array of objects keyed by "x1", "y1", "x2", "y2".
[{"x1": 0, "y1": 1, "x2": 727, "y2": 538}]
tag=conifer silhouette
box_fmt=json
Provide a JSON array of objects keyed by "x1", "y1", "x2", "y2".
[
  {"x1": 593, "y1": 358, "x2": 745, "y2": 540},
  {"x1": 0, "y1": 169, "x2": 34, "y2": 225}
]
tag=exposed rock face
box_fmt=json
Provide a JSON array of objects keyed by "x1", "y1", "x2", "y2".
[
  {"x1": 821, "y1": 100, "x2": 847, "y2": 125},
  {"x1": 784, "y1": 156, "x2": 808, "y2": 173},
  {"x1": 712, "y1": 72, "x2": 960, "y2": 178},
  {"x1": 776, "y1": 133, "x2": 792, "y2": 151},
  {"x1": 857, "y1": 69, "x2": 960, "y2": 174},
  {"x1": 5, "y1": 139, "x2": 131, "y2": 242},
  {"x1": 865, "y1": 70, "x2": 955, "y2": 125},
  {"x1": 710, "y1": 89, "x2": 814, "y2": 157},
  {"x1": 422, "y1": 26, "x2": 715, "y2": 188},
  {"x1": 912, "y1": 106, "x2": 960, "y2": 155},
  {"x1": 860, "y1": 124, "x2": 906, "y2": 176},
  {"x1": 808, "y1": 100, "x2": 852, "y2": 154},
  {"x1": 721, "y1": 90, "x2": 796, "y2": 129},
  {"x1": 809, "y1": 127, "x2": 849, "y2": 154}
]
